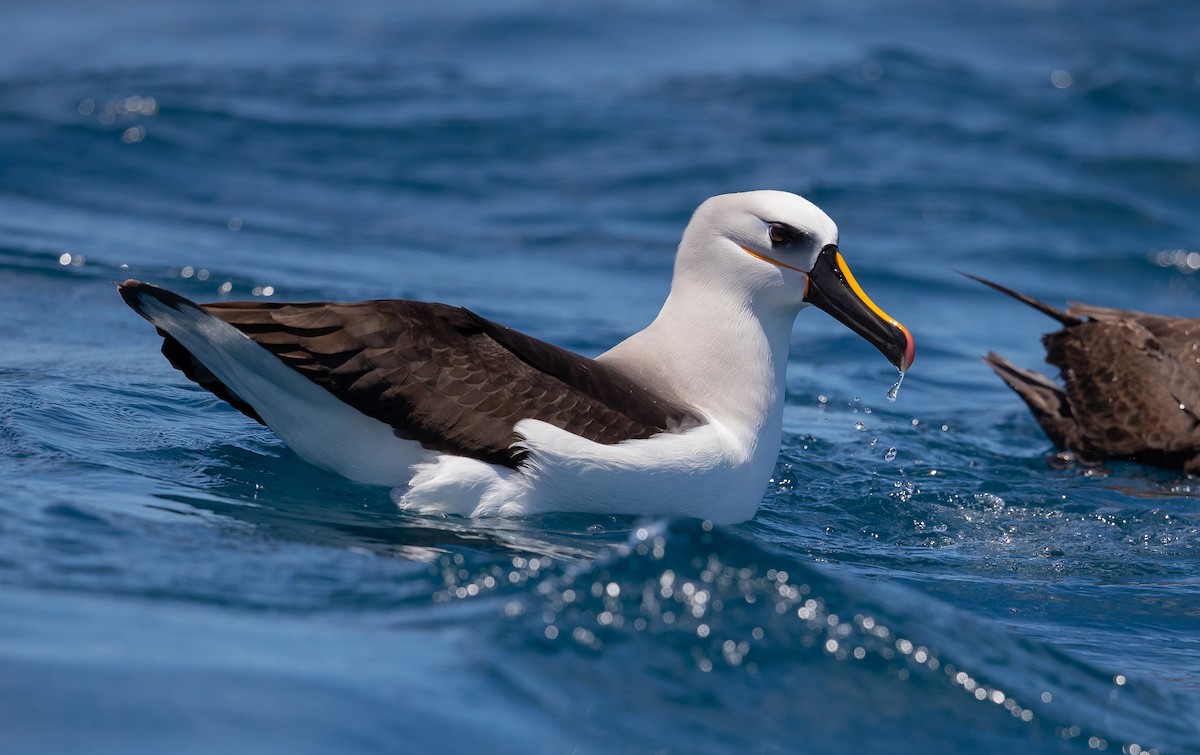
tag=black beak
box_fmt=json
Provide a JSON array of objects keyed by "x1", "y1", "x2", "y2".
[{"x1": 804, "y1": 245, "x2": 915, "y2": 372}]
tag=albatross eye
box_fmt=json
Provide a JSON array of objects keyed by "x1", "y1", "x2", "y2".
[{"x1": 768, "y1": 222, "x2": 807, "y2": 247}]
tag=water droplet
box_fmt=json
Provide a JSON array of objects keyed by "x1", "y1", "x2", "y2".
[
  {"x1": 887, "y1": 370, "x2": 905, "y2": 402},
  {"x1": 884, "y1": 447, "x2": 897, "y2": 461},
  {"x1": 854, "y1": 421, "x2": 866, "y2": 431}
]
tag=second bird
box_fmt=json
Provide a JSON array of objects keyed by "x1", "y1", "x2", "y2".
[{"x1": 972, "y1": 275, "x2": 1200, "y2": 474}]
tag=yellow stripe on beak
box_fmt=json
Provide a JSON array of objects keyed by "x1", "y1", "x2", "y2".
[{"x1": 834, "y1": 251, "x2": 903, "y2": 329}]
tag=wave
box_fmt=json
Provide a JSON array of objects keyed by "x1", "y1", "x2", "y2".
[{"x1": 416, "y1": 519, "x2": 1190, "y2": 752}]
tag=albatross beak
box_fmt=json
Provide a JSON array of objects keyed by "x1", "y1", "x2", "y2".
[{"x1": 804, "y1": 245, "x2": 915, "y2": 372}]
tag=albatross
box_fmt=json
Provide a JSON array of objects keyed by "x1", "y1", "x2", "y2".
[{"x1": 120, "y1": 191, "x2": 915, "y2": 523}]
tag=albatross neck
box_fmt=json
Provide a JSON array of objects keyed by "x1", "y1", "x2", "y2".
[{"x1": 598, "y1": 284, "x2": 801, "y2": 434}]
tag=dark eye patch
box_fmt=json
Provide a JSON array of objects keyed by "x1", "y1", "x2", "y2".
[{"x1": 767, "y1": 222, "x2": 813, "y2": 248}]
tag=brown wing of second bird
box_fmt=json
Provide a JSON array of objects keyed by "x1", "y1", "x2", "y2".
[{"x1": 968, "y1": 275, "x2": 1200, "y2": 473}]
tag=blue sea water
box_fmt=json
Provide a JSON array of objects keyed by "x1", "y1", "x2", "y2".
[{"x1": 2, "y1": 0, "x2": 1200, "y2": 751}]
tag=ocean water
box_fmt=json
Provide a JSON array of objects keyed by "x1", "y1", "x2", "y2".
[{"x1": 2, "y1": 0, "x2": 1199, "y2": 752}]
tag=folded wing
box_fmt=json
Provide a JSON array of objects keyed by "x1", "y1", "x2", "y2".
[{"x1": 123, "y1": 281, "x2": 700, "y2": 468}]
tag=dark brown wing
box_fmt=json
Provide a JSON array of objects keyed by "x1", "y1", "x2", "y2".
[
  {"x1": 982, "y1": 351, "x2": 1084, "y2": 453},
  {"x1": 139, "y1": 285, "x2": 699, "y2": 468},
  {"x1": 1044, "y1": 318, "x2": 1200, "y2": 464},
  {"x1": 1067, "y1": 303, "x2": 1200, "y2": 364},
  {"x1": 970, "y1": 274, "x2": 1200, "y2": 470}
]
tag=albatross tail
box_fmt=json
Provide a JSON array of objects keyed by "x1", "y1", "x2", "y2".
[{"x1": 118, "y1": 280, "x2": 430, "y2": 486}]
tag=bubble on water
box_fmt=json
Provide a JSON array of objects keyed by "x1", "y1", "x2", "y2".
[{"x1": 887, "y1": 370, "x2": 906, "y2": 402}]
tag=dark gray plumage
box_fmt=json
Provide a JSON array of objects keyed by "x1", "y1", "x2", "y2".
[
  {"x1": 119, "y1": 280, "x2": 700, "y2": 469},
  {"x1": 969, "y1": 274, "x2": 1200, "y2": 473}
]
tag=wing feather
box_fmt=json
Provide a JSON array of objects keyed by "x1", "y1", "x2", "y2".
[
  {"x1": 972, "y1": 275, "x2": 1200, "y2": 470},
  {"x1": 141, "y1": 287, "x2": 699, "y2": 468}
]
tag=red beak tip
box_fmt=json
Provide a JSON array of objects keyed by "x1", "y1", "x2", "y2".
[{"x1": 901, "y1": 330, "x2": 916, "y2": 372}]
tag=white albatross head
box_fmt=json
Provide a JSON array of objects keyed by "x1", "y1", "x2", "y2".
[{"x1": 673, "y1": 190, "x2": 915, "y2": 372}]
